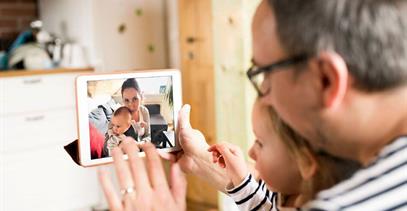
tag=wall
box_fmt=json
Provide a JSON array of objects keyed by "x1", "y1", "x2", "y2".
[
  {"x1": 39, "y1": 0, "x2": 168, "y2": 71},
  {"x1": 0, "y1": 0, "x2": 38, "y2": 51}
]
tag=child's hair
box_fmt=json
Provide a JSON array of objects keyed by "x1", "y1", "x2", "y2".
[
  {"x1": 267, "y1": 106, "x2": 361, "y2": 202},
  {"x1": 113, "y1": 106, "x2": 132, "y2": 118}
]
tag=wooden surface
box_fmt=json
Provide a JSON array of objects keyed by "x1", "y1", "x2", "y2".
[
  {"x1": 212, "y1": 0, "x2": 260, "y2": 208},
  {"x1": 0, "y1": 67, "x2": 94, "y2": 77},
  {"x1": 179, "y1": 0, "x2": 261, "y2": 210},
  {"x1": 179, "y1": 0, "x2": 218, "y2": 209},
  {"x1": 212, "y1": 0, "x2": 260, "y2": 158}
]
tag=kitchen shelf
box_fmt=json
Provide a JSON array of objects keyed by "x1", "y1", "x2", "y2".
[{"x1": 0, "y1": 67, "x2": 93, "y2": 78}]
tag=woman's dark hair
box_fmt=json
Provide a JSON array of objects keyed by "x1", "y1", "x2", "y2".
[{"x1": 121, "y1": 78, "x2": 141, "y2": 95}]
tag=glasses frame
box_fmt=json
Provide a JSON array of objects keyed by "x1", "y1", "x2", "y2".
[{"x1": 246, "y1": 54, "x2": 309, "y2": 96}]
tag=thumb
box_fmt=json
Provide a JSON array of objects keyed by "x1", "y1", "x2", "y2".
[{"x1": 178, "y1": 104, "x2": 191, "y2": 129}]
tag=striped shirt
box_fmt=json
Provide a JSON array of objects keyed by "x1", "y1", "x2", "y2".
[
  {"x1": 303, "y1": 136, "x2": 407, "y2": 210},
  {"x1": 227, "y1": 136, "x2": 407, "y2": 211},
  {"x1": 226, "y1": 174, "x2": 278, "y2": 211}
]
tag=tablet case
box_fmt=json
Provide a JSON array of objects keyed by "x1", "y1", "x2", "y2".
[{"x1": 64, "y1": 139, "x2": 81, "y2": 166}]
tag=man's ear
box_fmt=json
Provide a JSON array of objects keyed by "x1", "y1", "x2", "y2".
[
  {"x1": 296, "y1": 149, "x2": 318, "y2": 181},
  {"x1": 315, "y1": 52, "x2": 349, "y2": 109}
]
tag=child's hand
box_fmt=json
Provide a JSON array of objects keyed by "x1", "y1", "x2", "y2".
[
  {"x1": 140, "y1": 121, "x2": 148, "y2": 129},
  {"x1": 208, "y1": 143, "x2": 248, "y2": 187},
  {"x1": 135, "y1": 121, "x2": 146, "y2": 136}
]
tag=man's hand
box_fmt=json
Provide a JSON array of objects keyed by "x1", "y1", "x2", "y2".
[
  {"x1": 159, "y1": 104, "x2": 230, "y2": 191},
  {"x1": 98, "y1": 139, "x2": 187, "y2": 211},
  {"x1": 174, "y1": 105, "x2": 210, "y2": 174}
]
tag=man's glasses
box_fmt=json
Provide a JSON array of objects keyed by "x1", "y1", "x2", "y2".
[{"x1": 246, "y1": 54, "x2": 309, "y2": 96}]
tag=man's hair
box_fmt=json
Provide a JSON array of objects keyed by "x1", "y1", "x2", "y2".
[
  {"x1": 113, "y1": 106, "x2": 132, "y2": 118},
  {"x1": 268, "y1": 0, "x2": 407, "y2": 91}
]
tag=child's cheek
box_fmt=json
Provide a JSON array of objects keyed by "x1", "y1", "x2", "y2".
[
  {"x1": 255, "y1": 158, "x2": 272, "y2": 185},
  {"x1": 254, "y1": 159, "x2": 264, "y2": 177}
]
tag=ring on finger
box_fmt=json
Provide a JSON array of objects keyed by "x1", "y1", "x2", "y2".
[{"x1": 121, "y1": 186, "x2": 136, "y2": 196}]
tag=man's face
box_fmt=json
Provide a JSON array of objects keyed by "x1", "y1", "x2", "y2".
[{"x1": 251, "y1": 0, "x2": 323, "y2": 150}]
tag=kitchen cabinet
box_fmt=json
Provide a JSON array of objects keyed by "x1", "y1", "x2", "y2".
[{"x1": 0, "y1": 68, "x2": 101, "y2": 211}]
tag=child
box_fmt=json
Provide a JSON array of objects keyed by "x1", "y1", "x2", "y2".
[
  {"x1": 209, "y1": 100, "x2": 360, "y2": 210},
  {"x1": 104, "y1": 106, "x2": 138, "y2": 156}
]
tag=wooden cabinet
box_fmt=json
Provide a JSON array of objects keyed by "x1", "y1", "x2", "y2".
[
  {"x1": 178, "y1": 0, "x2": 260, "y2": 210},
  {"x1": 0, "y1": 69, "x2": 100, "y2": 211}
]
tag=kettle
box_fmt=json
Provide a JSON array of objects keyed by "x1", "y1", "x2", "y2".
[{"x1": 61, "y1": 43, "x2": 88, "y2": 68}]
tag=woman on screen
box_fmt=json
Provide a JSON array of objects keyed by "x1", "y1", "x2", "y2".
[{"x1": 121, "y1": 78, "x2": 151, "y2": 142}]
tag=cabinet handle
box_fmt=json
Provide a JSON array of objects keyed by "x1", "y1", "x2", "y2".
[
  {"x1": 25, "y1": 115, "x2": 45, "y2": 122},
  {"x1": 23, "y1": 78, "x2": 42, "y2": 84}
]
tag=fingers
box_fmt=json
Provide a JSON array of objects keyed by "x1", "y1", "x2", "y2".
[
  {"x1": 209, "y1": 144, "x2": 235, "y2": 162},
  {"x1": 112, "y1": 147, "x2": 135, "y2": 190},
  {"x1": 120, "y1": 138, "x2": 151, "y2": 192},
  {"x1": 158, "y1": 151, "x2": 177, "y2": 162},
  {"x1": 104, "y1": 139, "x2": 187, "y2": 211},
  {"x1": 169, "y1": 161, "x2": 187, "y2": 209},
  {"x1": 207, "y1": 144, "x2": 217, "y2": 152},
  {"x1": 177, "y1": 105, "x2": 191, "y2": 151},
  {"x1": 223, "y1": 142, "x2": 243, "y2": 156},
  {"x1": 178, "y1": 104, "x2": 191, "y2": 129},
  {"x1": 211, "y1": 151, "x2": 220, "y2": 163},
  {"x1": 98, "y1": 168, "x2": 123, "y2": 211},
  {"x1": 140, "y1": 142, "x2": 170, "y2": 190},
  {"x1": 208, "y1": 145, "x2": 220, "y2": 162}
]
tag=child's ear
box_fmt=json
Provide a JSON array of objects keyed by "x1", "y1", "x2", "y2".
[{"x1": 296, "y1": 149, "x2": 318, "y2": 181}]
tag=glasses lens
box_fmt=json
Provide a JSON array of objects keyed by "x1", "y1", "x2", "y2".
[{"x1": 251, "y1": 71, "x2": 268, "y2": 94}]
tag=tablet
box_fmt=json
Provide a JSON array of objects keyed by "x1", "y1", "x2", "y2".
[{"x1": 76, "y1": 70, "x2": 182, "y2": 166}]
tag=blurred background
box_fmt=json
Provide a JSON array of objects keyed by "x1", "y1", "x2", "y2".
[{"x1": 0, "y1": 0, "x2": 260, "y2": 210}]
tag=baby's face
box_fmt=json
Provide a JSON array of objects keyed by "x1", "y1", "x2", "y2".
[
  {"x1": 111, "y1": 115, "x2": 131, "y2": 135},
  {"x1": 249, "y1": 101, "x2": 302, "y2": 194}
]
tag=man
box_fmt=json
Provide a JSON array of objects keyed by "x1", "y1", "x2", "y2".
[
  {"x1": 99, "y1": 0, "x2": 407, "y2": 210},
  {"x1": 247, "y1": 0, "x2": 407, "y2": 209}
]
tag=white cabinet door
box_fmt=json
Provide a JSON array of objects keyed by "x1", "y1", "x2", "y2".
[
  {"x1": 1, "y1": 71, "x2": 101, "y2": 211},
  {"x1": 3, "y1": 145, "x2": 100, "y2": 211},
  {"x1": 0, "y1": 73, "x2": 78, "y2": 116},
  {"x1": 2, "y1": 109, "x2": 77, "y2": 153}
]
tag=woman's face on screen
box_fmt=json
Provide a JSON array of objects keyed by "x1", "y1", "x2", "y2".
[{"x1": 122, "y1": 88, "x2": 141, "y2": 113}]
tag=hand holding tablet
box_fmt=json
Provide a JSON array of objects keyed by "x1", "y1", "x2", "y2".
[
  {"x1": 98, "y1": 139, "x2": 187, "y2": 211},
  {"x1": 75, "y1": 70, "x2": 182, "y2": 166}
]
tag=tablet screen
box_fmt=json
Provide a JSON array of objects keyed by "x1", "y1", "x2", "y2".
[{"x1": 86, "y1": 75, "x2": 176, "y2": 159}]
